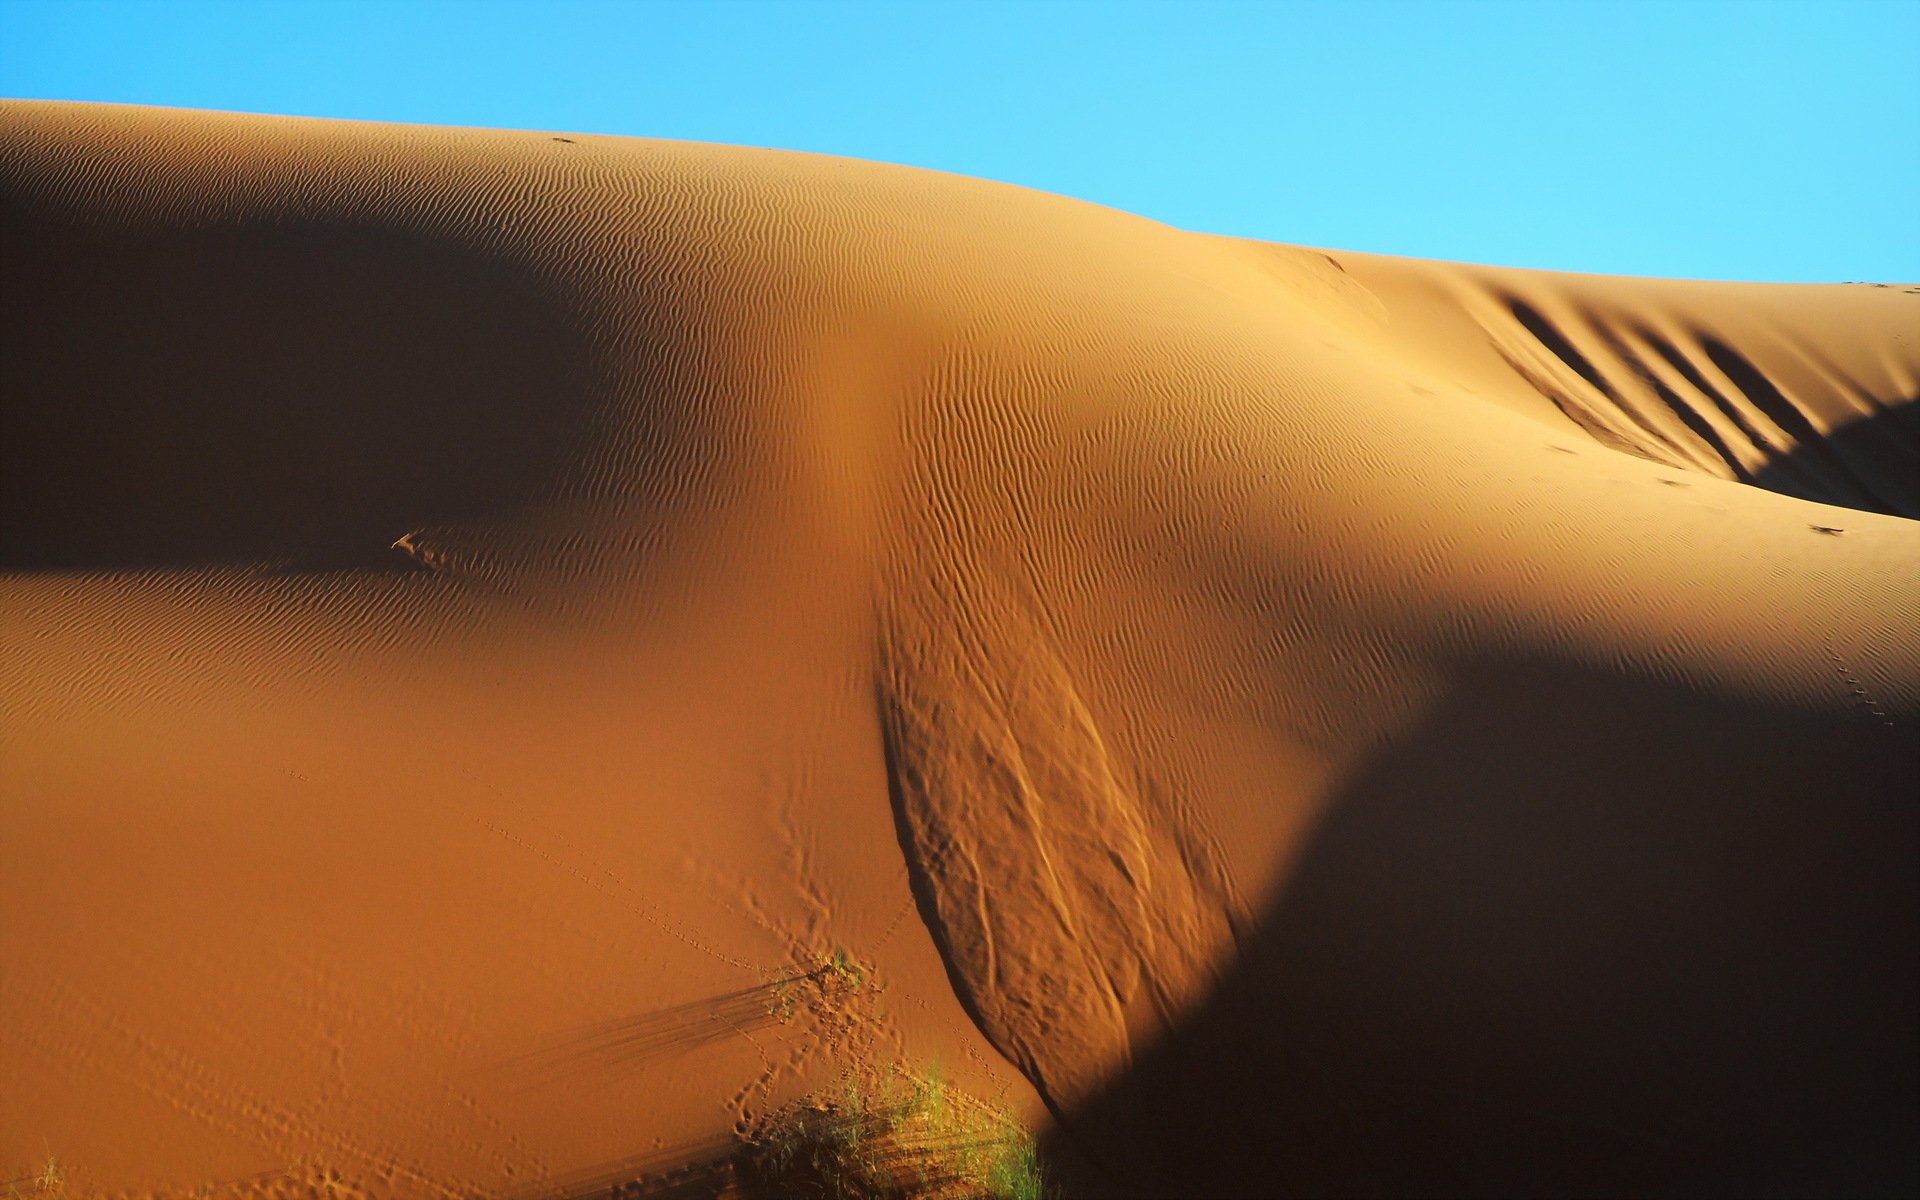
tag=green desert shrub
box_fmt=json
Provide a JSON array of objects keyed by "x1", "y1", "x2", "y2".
[{"x1": 740, "y1": 1067, "x2": 1051, "y2": 1199}]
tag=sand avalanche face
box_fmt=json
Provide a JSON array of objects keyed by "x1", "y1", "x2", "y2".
[
  {"x1": 3, "y1": 101, "x2": 1917, "y2": 1197},
  {"x1": 878, "y1": 578, "x2": 1240, "y2": 1112}
]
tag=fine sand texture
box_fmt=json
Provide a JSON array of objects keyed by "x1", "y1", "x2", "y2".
[{"x1": 3, "y1": 101, "x2": 1916, "y2": 1198}]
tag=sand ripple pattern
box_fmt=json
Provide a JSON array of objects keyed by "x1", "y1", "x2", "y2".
[{"x1": 4, "y1": 101, "x2": 1917, "y2": 1194}]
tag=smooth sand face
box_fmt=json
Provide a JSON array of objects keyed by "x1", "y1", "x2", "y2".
[{"x1": 3, "y1": 102, "x2": 1915, "y2": 1197}]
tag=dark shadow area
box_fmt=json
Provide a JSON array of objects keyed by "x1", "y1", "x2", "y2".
[
  {"x1": 1615, "y1": 316, "x2": 1908, "y2": 517},
  {"x1": 1493, "y1": 294, "x2": 1671, "y2": 465},
  {"x1": 1577, "y1": 318, "x2": 1696, "y2": 465},
  {"x1": 1046, "y1": 661, "x2": 1918, "y2": 1198},
  {"x1": 1696, "y1": 335, "x2": 1876, "y2": 503},
  {"x1": 1493, "y1": 292, "x2": 1919, "y2": 520},
  {"x1": 1697, "y1": 332, "x2": 1904, "y2": 514},
  {"x1": 1746, "y1": 389, "x2": 1920, "y2": 523},
  {"x1": 0, "y1": 210, "x2": 599, "y2": 570},
  {"x1": 1630, "y1": 323, "x2": 1782, "y2": 489},
  {"x1": 1506, "y1": 297, "x2": 1619, "y2": 401}
]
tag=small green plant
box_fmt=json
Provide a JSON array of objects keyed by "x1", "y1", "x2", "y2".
[
  {"x1": 820, "y1": 947, "x2": 865, "y2": 990},
  {"x1": 742, "y1": 1065, "x2": 1052, "y2": 1199},
  {"x1": 768, "y1": 947, "x2": 873, "y2": 1024}
]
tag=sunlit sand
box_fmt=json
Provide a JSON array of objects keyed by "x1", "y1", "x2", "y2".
[{"x1": 3, "y1": 101, "x2": 1914, "y2": 1197}]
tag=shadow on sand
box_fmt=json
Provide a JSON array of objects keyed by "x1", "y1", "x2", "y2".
[
  {"x1": 1748, "y1": 395, "x2": 1920, "y2": 522},
  {"x1": 506, "y1": 983, "x2": 787, "y2": 1090},
  {"x1": 0, "y1": 212, "x2": 600, "y2": 571},
  {"x1": 1045, "y1": 658, "x2": 1918, "y2": 1198},
  {"x1": 516, "y1": 652, "x2": 1915, "y2": 1198}
]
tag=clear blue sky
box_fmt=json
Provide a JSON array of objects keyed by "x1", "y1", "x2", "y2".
[{"x1": 3, "y1": 0, "x2": 1914, "y2": 282}]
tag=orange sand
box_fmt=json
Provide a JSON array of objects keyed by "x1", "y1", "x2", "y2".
[{"x1": 3, "y1": 101, "x2": 1914, "y2": 1197}]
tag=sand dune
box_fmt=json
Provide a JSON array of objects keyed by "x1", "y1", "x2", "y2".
[{"x1": 3, "y1": 102, "x2": 1915, "y2": 1197}]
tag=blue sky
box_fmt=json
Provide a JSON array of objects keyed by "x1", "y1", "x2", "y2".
[{"x1": 3, "y1": 0, "x2": 1914, "y2": 282}]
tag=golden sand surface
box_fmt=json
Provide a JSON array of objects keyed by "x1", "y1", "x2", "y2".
[{"x1": 3, "y1": 102, "x2": 1915, "y2": 1197}]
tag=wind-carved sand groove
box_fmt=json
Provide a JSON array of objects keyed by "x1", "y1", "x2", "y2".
[
  {"x1": 1470, "y1": 280, "x2": 1920, "y2": 517},
  {"x1": 877, "y1": 591, "x2": 1240, "y2": 1112}
]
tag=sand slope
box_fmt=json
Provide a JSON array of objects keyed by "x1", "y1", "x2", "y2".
[{"x1": 3, "y1": 102, "x2": 1915, "y2": 1197}]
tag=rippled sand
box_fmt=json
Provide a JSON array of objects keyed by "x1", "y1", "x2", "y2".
[{"x1": 4, "y1": 101, "x2": 1914, "y2": 1197}]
